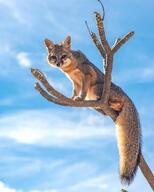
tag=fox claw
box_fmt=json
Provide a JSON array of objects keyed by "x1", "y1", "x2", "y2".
[{"x1": 73, "y1": 96, "x2": 84, "y2": 101}]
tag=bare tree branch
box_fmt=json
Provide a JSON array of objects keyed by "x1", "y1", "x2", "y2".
[
  {"x1": 93, "y1": 13, "x2": 135, "y2": 105},
  {"x1": 139, "y1": 154, "x2": 154, "y2": 190},
  {"x1": 101, "y1": 54, "x2": 113, "y2": 103},
  {"x1": 94, "y1": 12, "x2": 111, "y2": 53},
  {"x1": 31, "y1": 69, "x2": 117, "y2": 121},
  {"x1": 34, "y1": 82, "x2": 69, "y2": 106},
  {"x1": 112, "y1": 31, "x2": 135, "y2": 53},
  {"x1": 94, "y1": 12, "x2": 113, "y2": 104},
  {"x1": 112, "y1": 38, "x2": 121, "y2": 50},
  {"x1": 85, "y1": 21, "x2": 106, "y2": 58},
  {"x1": 31, "y1": 68, "x2": 72, "y2": 101}
]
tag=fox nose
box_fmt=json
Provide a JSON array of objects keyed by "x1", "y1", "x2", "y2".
[
  {"x1": 57, "y1": 62, "x2": 60, "y2": 67},
  {"x1": 56, "y1": 57, "x2": 61, "y2": 67}
]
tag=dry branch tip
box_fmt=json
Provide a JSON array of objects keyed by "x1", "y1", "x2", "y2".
[
  {"x1": 96, "y1": 0, "x2": 105, "y2": 20},
  {"x1": 85, "y1": 20, "x2": 92, "y2": 36},
  {"x1": 130, "y1": 31, "x2": 135, "y2": 36}
]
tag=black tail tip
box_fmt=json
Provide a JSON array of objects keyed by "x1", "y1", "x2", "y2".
[
  {"x1": 120, "y1": 152, "x2": 141, "y2": 186},
  {"x1": 120, "y1": 175, "x2": 134, "y2": 186}
]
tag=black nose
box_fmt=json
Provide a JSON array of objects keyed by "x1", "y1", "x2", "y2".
[{"x1": 57, "y1": 63, "x2": 60, "y2": 67}]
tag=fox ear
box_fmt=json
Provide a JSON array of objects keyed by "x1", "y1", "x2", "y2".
[
  {"x1": 44, "y1": 38, "x2": 54, "y2": 49},
  {"x1": 61, "y1": 36, "x2": 71, "y2": 49}
]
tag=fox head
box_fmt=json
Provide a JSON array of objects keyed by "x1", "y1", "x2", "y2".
[{"x1": 44, "y1": 36, "x2": 74, "y2": 69}]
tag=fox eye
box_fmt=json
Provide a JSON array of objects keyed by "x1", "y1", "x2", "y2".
[
  {"x1": 61, "y1": 54, "x2": 67, "y2": 60},
  {"x1": 49, "y1": 55, "x2": 57, "y2": 62},
  {"x1": 50, "y1": 55, "x2": 57, "y2": 60}
]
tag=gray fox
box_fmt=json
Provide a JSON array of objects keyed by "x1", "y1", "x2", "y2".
[{"x1": 44, "y1": 36, "x2": 141, "y2": 185}]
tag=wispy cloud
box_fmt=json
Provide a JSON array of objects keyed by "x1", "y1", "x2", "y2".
[
  {"x1": 65, "y1": 171, "x2": 153, "y2": 192},
  {"x1": 0, "y1": 0, "x2": 30, "y2": 24},
  {"x1": 0, "y1": 98, "x2": 14, "y2": 106},
  {"x1": 0, "y1": 109, "x2": 114, "y2": 148},
  {"x1": 66, "y1": 174, "x2": 109, "y2": 191},
  {"x1": 114, "y1": 53, "x2": 154, "y2": 84}
]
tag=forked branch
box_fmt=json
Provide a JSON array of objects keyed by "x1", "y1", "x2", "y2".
[{"x1": 87, "y1": 11, "x2": 134, "y2": 104}]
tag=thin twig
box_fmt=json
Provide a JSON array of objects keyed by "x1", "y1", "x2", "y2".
[
  {"x1": 97, "y1": 0, "x2": 105, "y2": 20},
  {"x1": 85, "y1": 21, "x2": 106, "y2": 58},
  {"x1": 85, "y1": 21, "x2": 92, "y2": 36}
]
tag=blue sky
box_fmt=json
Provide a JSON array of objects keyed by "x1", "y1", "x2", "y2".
[{"x1": 0, "y1": 0, "x2": 154, "y2": 191}]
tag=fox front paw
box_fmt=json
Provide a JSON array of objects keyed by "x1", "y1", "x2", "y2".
[
  {"x1": 73, "y1": 96, "x2": 84, "y2": 101},
  {"x1": 71, "y1": 95, "x2": 76, "y2": 100}
]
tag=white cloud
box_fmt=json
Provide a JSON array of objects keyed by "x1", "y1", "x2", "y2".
[
  {"x1": 16, "y1": 52, "x2": 31, "y2": 68},
  {"x1": 0, "y1": 109, "x2": 114, "y2": 147},
  {"x1": 0, "y1": 182, "x2": 17, "y2": 192}
]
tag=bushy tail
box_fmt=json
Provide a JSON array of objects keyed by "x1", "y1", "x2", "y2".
[{"x1": 115, "y1": 97, "x2": 141, "y2": 185}]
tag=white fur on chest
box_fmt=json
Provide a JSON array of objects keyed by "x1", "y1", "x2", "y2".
[{"x1": 65, "y1": 68, "x2": 83, "y2": 85}]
